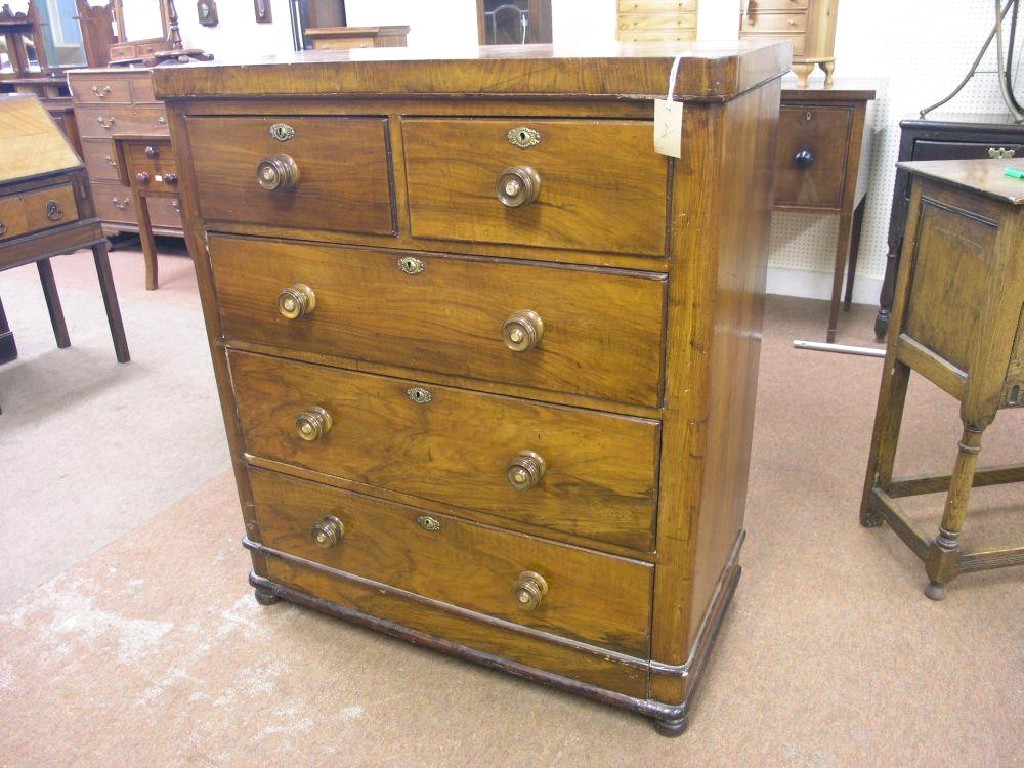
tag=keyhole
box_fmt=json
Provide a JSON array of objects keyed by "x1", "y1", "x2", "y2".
[{"x1": 518, "y1": 131, "x2": 528, "y2": 143}]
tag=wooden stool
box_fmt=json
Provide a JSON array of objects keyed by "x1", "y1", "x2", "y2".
[{"x1": 861, "y1": 158, "x2": 1024, "y2": 600}]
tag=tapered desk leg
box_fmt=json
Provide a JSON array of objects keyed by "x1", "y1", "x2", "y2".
[
  {"x1": 134, "y1": 193, "x2": 159, "y2": 291},
  {"x1": 924, "y1": 427, "x2": 984, "y2": 600},
  {"x1": 92, "y1": 242, "x2": 130, "y2": 363},
  {"x1": 36, "y1": 257, "x2": 71, "y2": 349},
  {"x1": 843, "y1": 197, "x2": 867, "y2": 311},
  {"x1": 826, "y1": 208, "x2": 855, "y2": 343}
]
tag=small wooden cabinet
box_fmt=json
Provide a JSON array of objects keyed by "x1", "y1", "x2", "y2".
[
  {"x1": 69, "y1": 68, "x2": 183, "y2": 242},
  {"x1": 154, "y1": 42, "x2": 788, "y2": 734},
  {"x1": 740, "y1": 0, "x2": 840, "y2": 88}
]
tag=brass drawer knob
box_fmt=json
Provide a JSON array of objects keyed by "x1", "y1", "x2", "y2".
[
  {"x1": 502, "y1": 309, "x2": 544, "y2": 352},
  {"x1": 512, "y1": 571, "x2": 548, "y2": 610},
  {"x1": 496, "y1": 166, "x2": 541, "y2": 208},
  {"x1": 296, "y1": 405, "x2": 333, "y2": 441},
  {"x1": 136, "y1": 172, "x2": 151, "y2": 184},
  {"x1": 163, "y1": 173, "x2": 179, "y2": 185},
  {"x1": 257, "y1": 154, "x2": 300, "y2": 191},
  {"x1": 144, "y1": 145, "x2": 160, "y2": 158},
  {"x1": 793, "y1": 149, "x2": 814, "y2": 168},
  {"x1": 279, "y1": 283, "x2": 316, "y2": 319},
  {"x1": 310, "y1": 515, "x2": 345, "y2": 548},
  {"x1": 506, "y1": 450, "x2": 547, "y2": 490}
]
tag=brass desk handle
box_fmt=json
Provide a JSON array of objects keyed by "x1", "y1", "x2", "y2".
[
  {"x1": 111, "y1": 197, "x2": 130, "y2": 210},
  {"x1": 105, "y1": 155, "x2": 117, "y2": 167},
  {"x1": 45, "y1": 201, "x2": 63, "y2": 221},
  {"x1": 296, "y1": 406, "x2": 333, "y2": 441},
  {"x1": 157, "y1": 116, "x2": 167, "y2": 125},
  {"x1": 279, "y1": 283, "x2": 316, "y2": 319},
  {"x1": 136, "y1": 172, "x2": 150, "y2": 184},
  {"x1": 144, "y1": 145, "x2": 160, "y2": 158},
  {"x1": 171, "y1": 200, "x2": 181, "y2": 213},
  {"x1": 513, "y1": 571, "x2": 548, "y2": 610},
  {"x1": 496, "y1": 166, "x2": 541, "y2": 208},
  {"x1": 97, "y1": 116, "x2": 115, "y2": 129},
  {"x1": 311, "y1": 515, "x2": 345, "y2": 548},
  {"x1": 257, "y1": 154, "x2": 300, "y2": 191},
  {"x1": 502, "y1": 309, "x2": 544, "y2": 352},
  {"x1": 90, "y1": 84, "x2": 112, "y2": 97},
  {"x1": 988, "y1": 147, "x2": 1016, "y2": 159},
  {"x1": 794, "y1": 149, "x2": 814, "y2": 168},
  {"x1": 507, "y1": 450, "x2": 547, "y2": 490}
]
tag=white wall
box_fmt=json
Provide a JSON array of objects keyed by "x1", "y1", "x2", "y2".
[{"x1": 167, "y1": 0, "x2": 1024, "y2": 305}]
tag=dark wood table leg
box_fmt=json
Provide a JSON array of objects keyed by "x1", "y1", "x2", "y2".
[
  {"x1": 35, "y1": 257, "x2": 71, "y2": 349},
  {"x1": 0, "y1": 294, "x2": 17, "y2": 364},
  {"x1": 874, "y1": 243, "x2": 899, "y2": 342},
  {"x1": 133, "y1": 192, "x2": 160, "y2": 291},
  {"x1": 92, "y1": 242, "x2": 130, "y2": 363},
  {"x1": 843, "y1": 196, "x2": 867, "y2": 311},
  {"x1": 825, "y1": 207, "x2": 855, "y2": 343}
]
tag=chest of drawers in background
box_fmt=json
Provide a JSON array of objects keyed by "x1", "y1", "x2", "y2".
[
  {"x1": 69, "y1": 69, "x2": 183, "y2": 241},
  {"x1": 616, "y1": 0, "x2": 697, "y2": 43},
  {"x1": 740, "y1": 0, "x2": 839, "y2": 87},
  {"x1": 154, "y1": 42, "x2": 788, "y2": 735}
]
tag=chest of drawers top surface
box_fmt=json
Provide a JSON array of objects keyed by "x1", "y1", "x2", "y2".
[{"x1": 160, "y1": 43, "x2": 786, "y2": 734}]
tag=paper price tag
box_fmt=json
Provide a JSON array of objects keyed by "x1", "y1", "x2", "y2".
[
  {"x1": 653, "y1": 55, "x2": 684, "y2": 159},
  {"x1": 653, "y1": 98, "x2": 683, "y2": 158}
]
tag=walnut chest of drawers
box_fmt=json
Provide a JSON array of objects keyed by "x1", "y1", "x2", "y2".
[
  {"x1": 154, "y1": 42, "x2": 788, "y2": 734},
  {"x1": 69, "y1": 68, "x2": 183, "y2": 241}
]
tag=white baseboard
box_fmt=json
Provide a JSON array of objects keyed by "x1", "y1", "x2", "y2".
[{"x1": 766, "y1": 267, "x2": 883, "y2": 306}]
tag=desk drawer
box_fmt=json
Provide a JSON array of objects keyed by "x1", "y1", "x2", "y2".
[
  {"x1": 0, "y1": 184, "x2": 79, "y2": 241},
  {"x1": 91, "y1": 179, "x2": 135, "y2": 225},
  {"x1": 81, "y1": 138, "x2": 122, "y2": 181},
  {"x1": 230, "y1": 351, "x2": 660, "y2": 551},
  {"x1": 147, "y1": 196, "x2": 183, "y2": 230},
  {"x1": 774, "y1": 105, "x2": 852, "y2": 208},
  {"x1": 71, "y1": 76, "x2": 133, "y2": 104},
  {"x1": 617, "y1": 11, "x2": 697, "y2": 33},
  {"x1": 912, "y1": 140, "x2": 1024, "y2": 162},
  {"x1": 250, "y1": 468, "x2": 653, "y2": 656},
  {"x1": 187, "y1": 116, "x2": 395, "y2": 236},
  {"x1": 77, "y1": 106, "x2": 168, "y2": 139},
  {"x1": 209, "y1": 236, "x2": 666, "y2": 407},
  {"x1": 0, "y1": 196, "x2": 28, "y2": 241},
  {"x1": 403, "y1": 119, "x2": 668, "y2": 256}
]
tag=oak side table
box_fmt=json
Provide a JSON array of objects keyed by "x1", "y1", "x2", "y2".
[{"x1": 860, "y1": 158, "x2": 1024, "y2": 599}]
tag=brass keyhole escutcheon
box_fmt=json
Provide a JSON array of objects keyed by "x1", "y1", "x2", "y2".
[
  {"x1": 512, "y1": 571, "x2": 548, "y2": 610},
  {"x1": 257, "y1": 154, "x2": 300, "y2": 191},
  {"x1": 506, "y1": 450, "x2": 547, "y2": 490},
  {"x1": 496, "y1": 166, "x2": 541, "y2": 208},
  {"x1": 416, "y1": 515, "x2": 442, "y2": 531},
  {"x1": 506, "y1": 126, "x2": 541, "y2": 148},
  {"x1": 406, "y1": 387, "x2": 433, "y2": 404},
  {"x1": 296, "y1": 406, "x2": 333, "y2": 441},
  {"x1": 502, "y1": 309, "x2": 544, "y2": 352},
  {"x1": 44, "y1": 201, "x2": 64, "y2": 222},
  {"x1": 310, "y1": 515, "x2": 345, "y2": 548},
  {"x1": 396, "y1": 256, "x2": 425, "y2": 275},
  {"x1": 278, "y1": 283, "x2": 316, "y2": 319}
]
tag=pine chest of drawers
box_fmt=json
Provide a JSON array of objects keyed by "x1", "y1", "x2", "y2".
[{"x1": 154, "y1": 42, "x2": 788, "y2": 734}]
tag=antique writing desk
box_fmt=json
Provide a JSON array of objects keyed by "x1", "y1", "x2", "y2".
[
  {"x1": 154, "y1": 42, "x2": 788, "y2": 733},
  {"x1": 0, "y1": 94, "x2": 129, "y2": 372},
  {"x1": 861, "y1": 158, "x2": 1024, "y2": 599}
]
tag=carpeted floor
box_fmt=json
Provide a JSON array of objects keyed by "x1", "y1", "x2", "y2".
[{"x1": 0, "y1": 245, "x2": 1021, "y2": 766}]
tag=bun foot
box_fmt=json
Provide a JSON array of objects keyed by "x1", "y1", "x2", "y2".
[
  {"x1": 924, "y1": 581, "x2": 947, "y2": 601},
  {"x1": 254, "y1": 586, "x2": 281, "y2": 605},
  {"x1": 652, "y1": 713, "x2": 688, "y2": 737}
]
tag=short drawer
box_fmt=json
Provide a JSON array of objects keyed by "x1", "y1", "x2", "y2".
[
  {"x1": 81, "y1": 138, "x2": 122, "y2": 181},
  {"x1": 912, "y1": 140, "x2": 1024, "y2": 162},
  {"x1": 773, "y1": 104, "x2": 852, "y2": 208},
  {"x1": 250, "y1": 469, "x2": 653, "y2": 657},
  {"x1": 91, "y1": 179, "x2": 136, "y2": 225},
  {"x1": 740, "y1": 10, "x2": 807, "y2": 33},
  {"x1": 617, "y1": 0, "x2": 697, "y2": 11},
  {"x1": 129, "y1": 73, "x2": 159, "y2": 104},
  {"x1": 77, "y1": 106, "x2": 168, "y2": 139},
  {"x1": 741, "y1": 0, "x2": 807, "y2": 10},
  {"x1": 0, "y1": 184, "x2": 79, "y2": 242},
  {"x1": 618, "y1": 29, "x2": 697, "y2": 42},
  {"x1": 616, "y1": 11, "x2": 697, "y2": 32},
  {"x1": 403, "y1": 119, "x2": 668, "y2": 256},
  {"x1": 229, "y1": 351, "x2": 660, "y2": 551},
  {"x1": 209, "y1": 236, "x2": 666, "y2": 407},
  {"x1": 70, "y1": 76, "x2": 133, "y2": 104},
  {"x1": 186, "y1": 116, "x2": 394, "y2": 236},
  {"x1": 147, "y1": 196, "x2": 183, "y2": 230}
]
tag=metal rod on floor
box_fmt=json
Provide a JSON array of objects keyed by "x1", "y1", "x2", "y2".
[{"x1": 793, "y1": 339, "x2": 887, "y2": 357}]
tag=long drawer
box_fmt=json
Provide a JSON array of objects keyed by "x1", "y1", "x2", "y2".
[
  {"x1": 186, "y1": 115, "x2": 395, "y2": 236},
  {"x1": 250, "y1": 468, "x2": 653, "y2": 657},
  {"x1": 0, "y1": 184, "x2": 79, "y2": 242},
  {"x1": 209, "y1": 236, "x2": 666, "y2": 407},
  {"x1": 402, "y1": 119, "x2": 668, "y2": 256},
  {"x1": 740, "y1": 10, "x2": 807, "y2": 34},
  {"x1": 76, "y1": 106, "x2": 168, "y2": 139},
  {"x1": 230, "y1": 351, "x2": 660, "y2": 551}
]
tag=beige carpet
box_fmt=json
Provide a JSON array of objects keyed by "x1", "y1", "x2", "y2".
[{"x1": 1, "y1": 265, "x2": 1022, "y2": 764}]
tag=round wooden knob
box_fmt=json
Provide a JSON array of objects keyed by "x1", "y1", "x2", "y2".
[
  {"x1": 279, "y1": 283, "x2": 316, "y2": 319},
  {"x1": 496, "y1": 166, "x2": 541, "y2": 208},
  {"x1": 144, "y1": 145, "x2": 160, "y2": 158},
  {"x1": 502, "y1": 309, "x2": 544, "y2": 352},
  {"x1": 512, "y1": 571, "x2": 548, "y2": 610},
  {"x1": 257, "y1": 154, "x2": 300, "y2": 191},
  {"x1": 136, "y1": 172, "x2": 151, "y2": 184},
  {"x1": 310, "y1": 515, "x2": 345, "y2": 548},
  {"x1": 506, "y1": 450, "x2": 547, "y2": 490},
  {"x1": 296, "y1": 406, "x2": 333, "y2": 441},
  {"x1": 793, "y1": 149, "x2": 814, "y2": 168}
]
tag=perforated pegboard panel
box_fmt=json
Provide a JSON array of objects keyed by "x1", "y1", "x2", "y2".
[{"x1": 770, "y1": 0, "x2": 1024, "y2": 298}]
